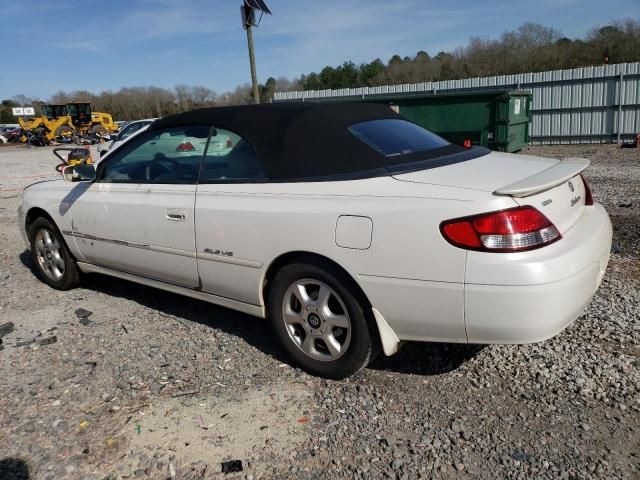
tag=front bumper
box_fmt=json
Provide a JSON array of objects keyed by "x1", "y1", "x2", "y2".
[{"x1": 464, "y1": 204, "x2": 612, "y2": 344}]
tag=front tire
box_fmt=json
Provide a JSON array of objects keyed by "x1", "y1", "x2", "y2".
[
  {"x1": 268, "y1": 261, "x2": 376, "y2": 379},
  {"x1": 92, "y1": 125, "x2": 108, "y2": 137},
  {"x1": 28, "y1": 217, "x2": 81, "y2": 290},
  {"x1": 55, "y1": 125, "x2": 74, "y2": 138}
]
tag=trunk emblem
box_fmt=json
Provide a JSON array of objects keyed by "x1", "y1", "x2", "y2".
[{"x1": 568, "y1": 181, "x2": 574, "y2": 192}]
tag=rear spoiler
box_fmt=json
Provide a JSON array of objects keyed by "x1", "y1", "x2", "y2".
[{"x1": 494, "y1": 158, "x2": 590, "y2": 198}]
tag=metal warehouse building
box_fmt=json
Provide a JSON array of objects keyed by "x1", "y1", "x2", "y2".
[{"x1": 274, "y1": 62, "x2": 640, "y2": 145}]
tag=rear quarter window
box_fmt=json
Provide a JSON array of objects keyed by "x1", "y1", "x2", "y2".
[{"x1": 349, "y1": 119, "x2": 450, "y2": 157}]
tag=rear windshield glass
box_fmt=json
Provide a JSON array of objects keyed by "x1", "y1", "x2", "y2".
[{"x1": 349, "y1": 119, "x2": 450, "y2": 157}]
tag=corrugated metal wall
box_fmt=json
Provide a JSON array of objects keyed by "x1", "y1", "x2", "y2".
[{"x1": 274, "y1": 62, "x2": 640, "y2": 144}]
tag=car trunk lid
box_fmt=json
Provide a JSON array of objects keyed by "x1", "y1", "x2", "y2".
[
  {"x1": 392, "y1": 151, "x2": 590, "y2": 234},
  {"x1": 506, "y1": 166, "x2": 589, "y2": 235}
]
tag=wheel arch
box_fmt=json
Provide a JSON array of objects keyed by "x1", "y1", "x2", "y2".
[
  {"x1": 25, "y1": 207, "x2": 55, "y2": 234},
  {"x1": 261, "y1": 251, "x2": 369, "y2": 308},
  {"x1": 24, "y1": 207, "x2": 78, "y2": 261}
]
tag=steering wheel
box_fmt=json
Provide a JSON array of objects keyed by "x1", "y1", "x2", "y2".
[{"x1": 145, "y1": 156, "x2": 180, "y2": 180}]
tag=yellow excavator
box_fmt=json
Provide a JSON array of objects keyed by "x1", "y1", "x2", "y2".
[
  {"x1": 18, "y1": 104, "x2": 75, "y2": 142},
  {"x1": 19, "y1": 103, "x2": 118, "y2": 143}
]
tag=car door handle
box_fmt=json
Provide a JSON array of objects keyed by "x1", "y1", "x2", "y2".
[{"x1": 166, "y1": 209, "x2": 187, "y2": 221}]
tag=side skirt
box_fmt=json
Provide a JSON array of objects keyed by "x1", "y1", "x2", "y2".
[{"x1": 77, "y1": 262, "x2": 266, "y2": 319}]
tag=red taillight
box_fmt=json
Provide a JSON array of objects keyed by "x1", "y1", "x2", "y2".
[
  {"x1": 581, "y1": 175, "x2": 593, "y2": 205},
  {"x1": 442, "y1": 221, "x2": 482, "y2": 248},
  {"x1": 176, "y1": 142, "x2": 195, "y2": 152},
  {"x1": 440, "y1": 206, "x2": 561, "y2": 252},
  {"x1": 472, "y1": 208, "x2": 553, "y2": 235},
  {"x1": 463, "y1": 139, "x2": 472, "y2": 148}
]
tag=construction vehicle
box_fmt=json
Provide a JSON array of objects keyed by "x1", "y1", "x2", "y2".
[
  {"x1": 18, "y1": 103, "x2": 118, "y2": 144},
  {"x1": 18, "y1": 104, "x2": 75, "y2": 142},
  {"x1": 66, "y1": 102, "x2": 118, "y2": 136}
]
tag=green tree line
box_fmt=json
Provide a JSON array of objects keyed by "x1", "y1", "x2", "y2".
[
  {"x1": 2, "y1": 19, "x2": 638, "y2": 123},
  {"x1": 300, "y1": 19, "x2": 639, "y2": 90}
]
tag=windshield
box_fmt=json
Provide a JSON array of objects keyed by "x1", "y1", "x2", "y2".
[
  {"x1": 119, "y1": 121, "x2": 151, "y2": 140},
  {"x1": 349, "y1": 119, "x2": 450, "y2": 157}
]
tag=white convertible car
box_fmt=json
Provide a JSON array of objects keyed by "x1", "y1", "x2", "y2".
[{"x1": 18, "y1": 103, "x2": 612, "y2": 379}]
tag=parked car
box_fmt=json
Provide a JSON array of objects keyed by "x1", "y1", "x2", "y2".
[
  {"x1": 1, "y1": 126, "x2": 22, "y2": 142},
  {"x1": 18, "y1": 103, "x2": 612, "y2": 379},
  {"x1": 97, "y1": 118, "x2": 157, "y2": 157}
]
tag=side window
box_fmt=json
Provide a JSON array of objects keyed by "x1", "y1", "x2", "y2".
[
  {"x1": 200, "y1": 128, "x2": 267, "y2": 183},
  {"x1": 100, "y1": 125, "x2": 211, "y2": 184}
]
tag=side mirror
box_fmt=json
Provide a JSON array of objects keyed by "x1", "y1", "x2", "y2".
[{"x1": 62, "y1": 163, "x2": 96, "y2": 182}]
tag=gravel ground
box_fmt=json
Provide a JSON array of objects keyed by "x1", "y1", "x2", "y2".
[{"x1": 0, "y1": 143, "x2": 638, "y2": 480}]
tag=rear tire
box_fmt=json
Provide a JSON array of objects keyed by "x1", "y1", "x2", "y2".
[
  {"x1": 28, "y1": 217, "x2": 81, "y2": 290},
  {"x1": 268, "y1": 261, "x2": 376, "y2": 379}
]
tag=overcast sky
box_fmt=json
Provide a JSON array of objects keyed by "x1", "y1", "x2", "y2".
[{"x1": 0, "y1": 0, "x2": 636, "y2": 100}]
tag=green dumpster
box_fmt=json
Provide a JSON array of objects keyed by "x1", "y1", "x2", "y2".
[
  {"x1": 276, "y1": 89, "x2": 532, "y2": 152},
  {"x1": 380, "y1": 90, "x2": 531, "y2": 152}
]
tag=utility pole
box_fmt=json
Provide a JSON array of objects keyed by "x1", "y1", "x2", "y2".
[
  {"x1": 246, "y1": 24, "x2": 260, "y2": 104},
  {"x1": 241, "y1": 0, "x2": 271, "y2": 105}
]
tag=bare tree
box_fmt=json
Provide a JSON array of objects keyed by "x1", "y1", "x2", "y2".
[{"x1": 11, "y1": 94, "x2": 31, "y2": 106}]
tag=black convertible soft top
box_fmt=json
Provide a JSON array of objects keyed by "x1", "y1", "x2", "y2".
[{"x1": 151, "y1": 102, "x2": 487, "y2": 181}]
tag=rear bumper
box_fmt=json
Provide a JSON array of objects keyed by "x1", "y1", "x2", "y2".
[{"x1": 464, "y1": 204, "x2": 612, "y2": 343}]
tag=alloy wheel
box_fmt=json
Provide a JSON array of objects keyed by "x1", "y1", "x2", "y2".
[
  {"x1": 34, "y1": 228, "x2": 65, "y2": 281},
  {"x1": 282, "y1": 279, "x2": 352, "y2": 362}
]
